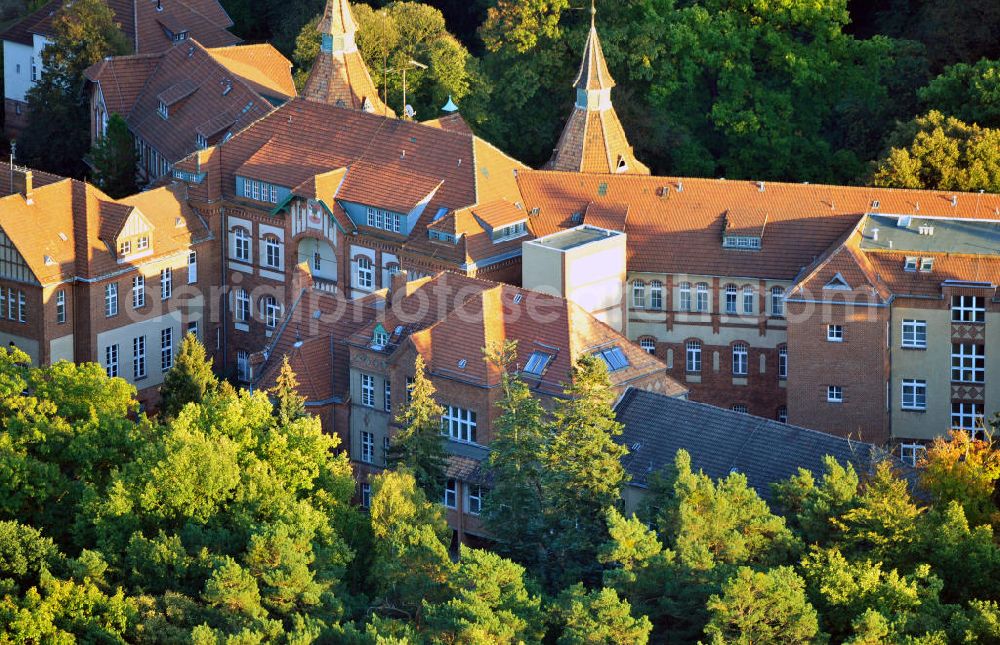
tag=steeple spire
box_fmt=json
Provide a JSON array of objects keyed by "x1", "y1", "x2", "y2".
[
  {"x1": 302, "y1": 0, "x2": 394, "y2": 117},
  {"x1": 546, "y1": 1, "x2": 648, "y2": 175}
]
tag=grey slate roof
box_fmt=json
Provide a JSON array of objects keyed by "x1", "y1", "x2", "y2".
[{"x1": 614, "y1": 388, "x2": 880, "y2": 501}]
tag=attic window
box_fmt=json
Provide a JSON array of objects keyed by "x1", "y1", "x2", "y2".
[
  {"x1": 571, "y1": 212, "x2": 583, "y2": 224},
  {"x1": 722, "y1": 236, "x2": 761, "y2": 250},
  {"x1": 595, "y1": 346, "x2": 629, "y2": 372},
  {"x1": 158, "y1": 100, "x2": 168, "y2": 119},
  {"x1": 493, "y1": 221, "x2": 527, "y2": 242},
  {"x1": 904, "y1": 257, "x2": 918, "y2": 271},
  {"x1": 616, "y1": 156, "x2": 628, "y2": 173},
  {"x1": 597, "y1": 182, "x2": 608, "y2": 197},
  {"x1": 44, "y1": 255, "x2": 54, "y2": 266},
  {"x1": 372, "y1": 323, "x2": 389, "y2": 348},
  {"x1": 196, "y1": 133, "x2": 208, "y2": 150},
  {"x1": 823, "y1": 273, "x2": 851, "y2": 290},
  {"x1": 919, "y1": 257, "x2": 934, "y2": 272},
  {"x1": 871, "y1": 200, "x2": 880, "y2": 210},
  {"x1": 522, "y1": 351, "x2": 552, "y2": 376},
  {"x1": 428, "y1": 230, "x2": 456, "y2": 243}
]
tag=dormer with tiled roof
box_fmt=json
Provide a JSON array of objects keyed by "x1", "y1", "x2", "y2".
[
  {"x1": 546, "y1": 5, "x2": 649, "y2": 176},
  {"x1": 302, "y1": 0, "x2": 394, "y2": 117}
]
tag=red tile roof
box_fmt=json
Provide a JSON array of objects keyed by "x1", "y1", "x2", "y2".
[
  {"x1": 422, "y1": 112, "x2": 474, "y2": 136},
  {"x1": 206, "y1": 43, "x2": 296, "y2": 99},
  {"x1": 337, "y1": 161, "x2": 443, "y2": 216},
  {"x1": 574, "y1": 21, "x2": 614, "y2": 91}
]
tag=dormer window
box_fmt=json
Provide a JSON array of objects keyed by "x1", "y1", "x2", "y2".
[
  {"x1": 904, "y1": 257, "x2": 918, "y2": 272},
  {"x1": 158, "y1": 100, "x2": 168, "y2": 119},
  {"x1": 173, "y1": 30, "x2": 189, "y2": 42},
  {"x1": 919, "y1": 257, "x2": 934, "y2": 272},
  {"x1": 196, "y1": 133, "x2": 208, "y2": 150},
  {"x1": 372, "y1": 323, "x2": 389, "y2": 348},
  {"x1": 722, "y1": 235, "x2": 761, "y2": 250},
  {"x1": 428, "y1": 230, "x2": 456, "y2": 244},
  {"x1": 493, "y1": 221, "x2": 527, "y2": 241}
]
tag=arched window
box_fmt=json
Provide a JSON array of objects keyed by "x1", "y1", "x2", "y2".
[
  {"x1": 742, "y1": 285, "x2": 754, "y2": 314},
  {"x1": 732, "y1": 342, "x2": 748, "y2": 376},
  {"x1": 649, "y1": 280, "x2": 663, "y2": 310},
  {"x1": 686, "y1": 340, "x2": 701, "y2": 372},
  {"x1": 261, "y1": 295, "x2": 281, "y2": 328},
  {"x1": 232, "y1": 227, "x2": 250, "y2": 262},
  {"x1": 696, "y1": 283, "x2": 709, "y2": 312},
  {"x1": 678, "y1": 282, "x2": 691, "y2": 311},
  {"x1": 356, "y1": 256, "x2": 374, "y2": 289},
  {"x1": 778, "y1": 344, "x2": 788, "y2": 379},
  {"x1": 639, "y1": 337, "x2": 656, "y2": 354},
  {"x1": 263, "y1": 235, "x2": 281, "y2": 269},
  {"x1": 724, "y1": 284, "x2": 738, "y2": 314},
  {"x1": 632, "y1": 280, "x2": 646, "y2": 308}
]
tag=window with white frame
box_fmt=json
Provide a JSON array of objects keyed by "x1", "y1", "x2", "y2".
[
  {"x1": 264, "y1": 236, "x2": 281, "y2": 269},
  {"x1": 161, "y1": 268, "x2": 172, "y2": 300},
  {"x1": 442, "y1": 405, "x2": 477, "y2": 443},
  {"x1": 157, "y1": 100, "x2": 168, "y2": 119},
  {"x1": 678, "y1": 282, "x2": 691, "y2": 311},
  {"x1": 187, "y1": 251, "x2": 197, "y2": 284},
  {"x1": 360, "y1": 431, "x2": 374, "y2": 464},
  {"x1": 383, "y1": 436, "x2": 391, "y2": 466},
  {"x1": 899, "y1": 443, "x2": 925, "y2": 467},
  {"x1": 132, "y1": 275, "x2": 145, "y2": 309},
  {"x1": 777, "y1": 406, "x2": 787, "y2": 423},
  {"x1": 360, "y1": 482, "x2": 371, "y2": 509},
  {"x1": 639, "y1": 338, "x2": 656, "y2": 354},
  {"x1": 16, "y1": 290, "x2": 24, "y2": 323},
  {"x1": 4, "y1": 288, "x2": 11, "y2": 320},
  {"x1": 951, "y1": 344, "x2": 985, "y2": 383},
  {"x1": 827, "y1": 385, "x2": 843, "y2": 403},
  {"x1": 262, "y1": 296, "x2": 280, "y2": 329},
  {"x1": 384, "y1": 380, "x2": 391, "y2": 412},
  {"x1": 724, "y1": 284, "x2": 737, "y2": 314},
  {"x1": 136, "y1": 235, "x2": 148, "y2": 251},
  {"x1": 237, "y1": 350, "x2": 251, "y2": 382},
  {"x1": 771, "y1": 286, "x2": 785, "y2": 317},
  {"x1": 904, "y1": 257, "x2": 918, "y2": 272},
  {"x1": 732, "y1": 342, "x2": 748, "y2": 376},
  {"x1": 356, "y1": 257, "x2": 374, "y2": 289},
  {"x1": 778, "y1": 345, "x2": 788, "y2": 379},
  {"x1": 56, "y1": 290, "x2": 65, "y2": 324},
  {"x1": 494, "y1": 222, "x2": 527, "y2": 240},
  {"x1": 901, "y1": 319, "x2": 926, "y2": 348},
  {"x1": 467, "y1": 485, "x2": 483, "y2": 515},
  {"x1": 366, "y1": 207, "x2": 402, "y2": 233},
  {"x1": 901, "y1": 379, "x2": 926, "y2": 410},
  {"x1": 161, "y1": 328, "x2": 173, "y2": 372},
  {"x1": 951, "y1": 295, "x2": 986, "y2": 323},
  {"x1": 443, "y1": 479, "x2": 457, "y2": 508},
  {"x1": 632, "y1": 280, "x2": 645, "y2": 308},
  {"x1": 361, "y1": 373, "x2": 375, "y2": 407},
  {"x1": 187, "y1": 321, "x2": 199, "y2": 339},
  {"x1": 236, "y1": 288, "x2": 250, "y2": 322},
  {"x1": 732, "y1": 404, "x2": 748, "y2": 414},
  {"x1": 133, "y1": 335, "x2": 146, "y2": 380},
  {"x1": 105, "y1": 344, "x2": 119, "y2": 378},
  {"x1": 649, "y1": 280, "x2": 663, "y2": 309},
  {"x1": 0, "y1": 289, "x2": 5, "y2": 320},
  {"x1": 233, "y1": 227, "x2": 250, "y2": 262},
  {"x1": 951, "y1": 403, "x2": 985, "y2": 436},
  {"x1": 920, "y1": 257, "x2": 934, "y2": 272},
  {"x1": 523, "y1": 351, "x2": 552, "y2": 376},
  {"x1": 686, "y1": 340, "x2": 701, "y2": 372},
  {"x1": 105, "y1": 283, "x2": 118, "y2": 317},
  {"x1": 742, "y1": 286, "x2": 754, "y2": 314},
  {"x1": 696, "y1": 283, "x2": 709, "y2": 312},
  {"x1": 827, "y1": 324, "x2": 843, "y2": 342},
  {"x1": 119, "y1": 240, "x2": 131, "y2": 256}
]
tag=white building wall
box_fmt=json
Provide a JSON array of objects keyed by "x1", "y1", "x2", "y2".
[{"x1": 2, "y1": 41, "x2": 33, "y2": 103}]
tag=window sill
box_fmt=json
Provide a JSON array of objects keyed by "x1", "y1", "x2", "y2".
[
  {"x1": 234, "y1": 322, "x2": 249, "y2": 332},
  {"x1": 901, "y1": 408, "x2": 927, "y2": 413},
  {"x1": 900, "y1": 346, "x2": 927, "y2": 351}
]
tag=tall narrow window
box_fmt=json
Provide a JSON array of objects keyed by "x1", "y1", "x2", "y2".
[
  {"x1": 161, "y1": 268, "x2": 172, "y2": 300},
  {"x1": 132, "y1": 275, "x2": 145, "y2": 309},
  {"x1": 361, "y1": 374, "x2": 375, "y2": 407},
  {"x1": 187, "y1": 251, "x2": 197, "y2": 284},
  {"x1": 17, "y1": 291, "x2": 25, "y2": 323},
  {"x1": 678, "y1": 282, "x2": 691, "y2": 311},
  {"x1": 742, "y1": 286, "x2": 754, "y2": 314},
  {"x1": 55, "y1": 290, "x2": 65, "y2": 324},
  {"x1": 236, "y1": 289, "x2": 250, "y2": 322},
  {"x1": 384, "y1": 379, "x2": 392, "y2": 412},
  {"x1": 777, "y1": 406, "x2": 787, "y2": 423},
  {"x1": 233, "y1": 228, "x2": 250, "y2": 262},
  {"x1": 105, "y1": 344, "x2": 119, "y2": 378},
  {"x1": 264, "y1": 236, "x2": 281, "y2": 269},
  {"x1": 237, "y1": 350, "x2": 251, "y2": 382},
  {"x1": 649, "y1": 280, "x2": 663, "y2": 309},
  {"x1": 778, "y1": 345, "x2": 788, "y2": 379},
  {"x1": 467, "y1": 485, "x2": 483, "y2": 515},
  {"x1": 360, "y1": 431, "x2": 374, "y2": 464},
  {"x1": 360, "y1": 482, "x2": 371, "y2": 508},
  {"x1": 686, "y1": 340, "x2": 702, "y2": 373},
  {"x1": 0, "y1": 289, "x2": 5, "y2": 320},
  {"x1": 161, "y1": 328, "x2": 173, "y2": 372},
  {"x1": 133, "y1": 335, "x2": 146, "y2": 380},
  {"x1": 357, "y1": 257, "x2": 374, "y2": 289},
  {"x1": 262, "y1": 296, "x2": 280, "y2": 329},
  {"x1": 696, "y1": 283, "x2": 709, "y2": 312},
  {"x1": 732, "y1": 342, "x2": 748, "y2": 376},
  {"x1": 105, "y1": 283, "x2": 118, "y2": 317},
  {"x1": 771, "y1": 286, "x2": 785, "y2": 317},
  {"x1": 5, "y1": 288, "x2": 12, "y2": 320},
  {"x1": 724, "y1": 284, "x2": 737, "y2": 314},
  {"x1": 632, "y1": 280, "x2": 646, "y2": 308},
  {"x1": 443, "y1": 479, "x2": 457, "y2": 509}
]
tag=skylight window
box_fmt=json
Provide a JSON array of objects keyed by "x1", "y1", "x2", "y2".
[
  {"x1": 919, "y1": 257, "x2": 934, "y2": 272},
  {"x1": 595, "y1": 346, "x2": 629, "y2": 372},
  {"x1": 904, "y1": 257, "x2": 917, "y2": 272},
  {"x1": 522, "y1": 352, "x2": 552, "y2": 376}
]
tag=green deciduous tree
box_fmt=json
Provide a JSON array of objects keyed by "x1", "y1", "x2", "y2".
[
  {"x1": 704, "y1": 566, "x2": 820, "y2": 645},
  {"x1": 160, "y1": 332, "x2": 217, "y2": 420},
  {"x1": 19, "y1": 0, "x2": 129, "y2": 177},
  {"x1": 918, "y1": 430, "x2": 1000, "y2": 530},
  {"x1": 89, "y1": 113, "x2": 136, "y2": 198},
  {"x1": 919, "y1": 58, "x2": 1000, "y2": 127},
  {"x1": 872, "y1": 110, "x2": 1000, "y2": 193},
  {"x1": 553, "y1": 583, "x2": 652, "y2": 645},
  {"x1": 386, "y1": 354, "x2": 448, "y2": 499}
]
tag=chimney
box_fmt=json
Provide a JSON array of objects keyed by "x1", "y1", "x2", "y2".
[
  {"x1": 871, "y1": 228, "x2": 879, "y2": 242},
  {"x1": 12, "y1": 168, "x2": 33, "y2": 204},
  {"x1": 389, "y1": 269, "x2": 411, "y2": 300}
]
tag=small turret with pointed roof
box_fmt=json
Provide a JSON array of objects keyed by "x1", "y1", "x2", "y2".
[
  {"x1": 546, "y1": 1, "x2": 648, "y2": 175},
  {"x1": 302, "y1": 0, "x2": 395, "y2": 117}
]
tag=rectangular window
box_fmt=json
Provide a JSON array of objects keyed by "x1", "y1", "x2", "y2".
[
  {"x1": 696, "y1": 283, "x2": 709, "y2": 312},
  {"x1": 7, "y1": 288, "x2": 13, "y2": 320},
  {"x1": 900, "y1": 443, "x2": 925, "y2": 467},
  {"x1": 649, "y1": 281, "x2": 663, "y2": 310},
  {"x1": 105, "y1": 283, "x2": 118, "y2": 317},
  {"x1": 742, "y1": 287, "x2": 754, "y2": 315},
  {"x1": 678, "y1": 283, "x2": 691, "y2": 311},
  {"x1": 686, "y1": 341, "x2": 701, "y2": 373},
  {"x1": 55, "y1": 290, "x2": 65, "y2": 324},
  {"x1": 237, "y1": 350, "x2": 251, "y2": 382},
  {"x1": 904, "y1": 257, "x2": 918, "y2": 272},
  {"x1": 827, "y1": 385, "x2": 843, "y2": 403},
  {"x1": 595, "y1": 346, "x2": 630, "y2": 371},
  {"x1": 360, "y1": 482, "x2": 371, "y2": 509},
  {"x1": 632, "y1": 281, "x2": 645, "y2": 308},
  {"x1": 187, "y1": 251, "x2": 197, "y2": 284},
  {"x1": 778, "y1": 346, "x2": 788, "y2": 379},
  {"x1": 725, "y1": 285, "x2": 737, "y2": 314},
  {"x1": 187, "y1": 321, "x2": 199, "y2": 339},
  {"x1": 157, "y1": 100, "x2": 168, "y2": 119},
  {"x1": 777, "y1": 406, "x2": 788, "y2": 423},
  {"x1": 361, "y1": 373, "x2": 375, "y2": 407},
  {"x1": 0, "y1": 289, "x2": 5, "y2": 319},
  {"x1": 360, "y1": 431, "x2": 374, "y2": 464},
  {"x1": 356, "y1": 258, "x2": 374, "y2": 289},
  {"x1": 523, "y1": 351, "x2": 552, "y2": 376},
  {"x1": 119, "y1": 240, "x2": 131, "y2": 256},
  {"x1": 236, "y1": 289, "x2": 250, "y2": 323},
  {"x1": 264, "y1": 238, "x2": 281, "y2": 269},
  {"x1": 443, "y1": 479, "x2": 457, "y2": 509},
  {"x1": 952, "y1": 295, "x2": 986, "y2": 323},
  {"x1": 161, "y1": 327, "x2": 173, "y2": 372},
  {"x1": 105, "y1": 344, "x2": 119, "y2": 378},
  {"x1": 951, "y1": 344, "x2": 985, "y2": 383},
  {"x1": 442, "y1": 405, "x2": 477, "y2": 443},
  {"x1": 136, "y1": 235, "x2": 149, "y2": 251},
  {"x1": 132, "y1": 275, "x2": 145, "y2": 309},
  {"x1": 951, "y1": 403, "x2": 985, "y2": 436},
  {"x1": 901, "y1": 320, "x2": 927, "y2": 348},
  {"x1": 467, "y1": 485, "x2": 483, "y2": 516},
  {"x1": 771, "y1": 286, "x2": 785, "y2": 317},
  {"x1": 384, "y1": 380, "x2": 392, "y2": 412},
  {"x1": 233, "y1": 229, "x2": 250, "y2": 262},
  {"x1": 133, "y1": 335, "x2": 146, "y2": 380},
  {"x1": 901, "y1": 379, "x2": 926, "y2": 410},
  {"x1": 161, "y1": 268, "x2": 172, "y2": 300},
  {"x1": 732, "y1": 343, "x2": 748, "y2": 376},
  {"x1": 17, "y1": 291, "x2": 25, "y2": 323},
  {"x1": 383, "y1": 436, "x2": 391, "y2": 466},
  {"x1": 827, "y1": 325, "x2": 843, "y2": 342}
]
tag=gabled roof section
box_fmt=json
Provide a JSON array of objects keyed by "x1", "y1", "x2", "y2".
[
  {"x1": 337, "y1": 161, "x2": 443, "y2": 215},
  {"x1": 422, "y1": 112, "x2": 474, "y2": 136},
  {"x1": 207, "y1": 43, "x2": 296, "y2": 100},
  {"x1": 157, "y1": 78, "x2": 198, "y2": 106},
  {"x1": 788, "y1": 226, "x2": 892, "y2": 304},
  {"x1": 471, "y1": 200, "x2": 527, "y2": 231},
  {"x1": 84, "y1": 53, "x2": 162, "y2": 116},
  {"x1": 582, "y1": 201, "x2": 628, "y2": 231}
]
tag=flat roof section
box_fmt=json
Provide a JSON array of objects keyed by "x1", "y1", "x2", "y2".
[
  {"x1": 528, "y1": 224, "x2": 623, "y2": 252},
  {"x1": 860, "y1": 214, "x2": 1000, "y2": 255}
]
